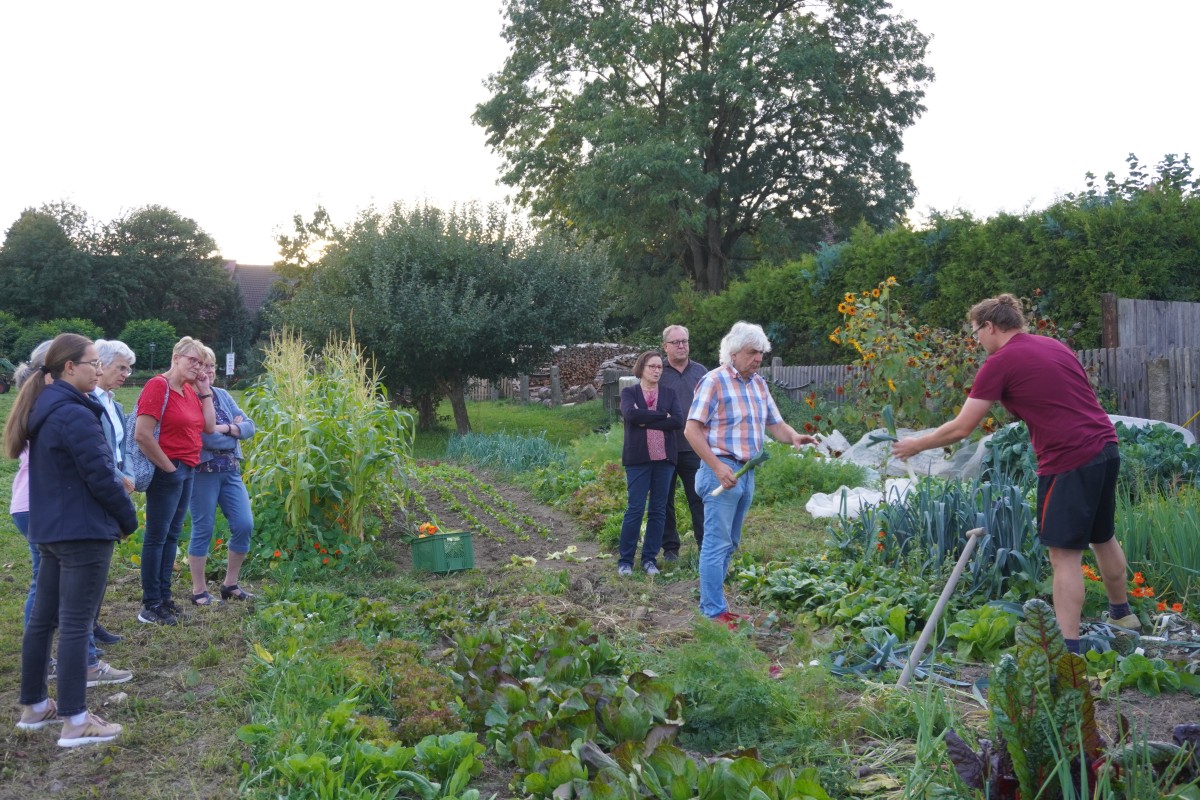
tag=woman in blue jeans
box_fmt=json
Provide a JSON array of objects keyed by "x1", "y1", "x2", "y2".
[
  {"x1": 617, "y1": 351, "x2": 683, "y2": 576},
  {"x1": 133, "y1": 337, "x2": 215, "y2": 626},
  {"x1": 4, "y1": 333, "x2": 138, "y2": 747},
  {"x1": 187, "y1": 347, "x2": 257, "y2": 605}
]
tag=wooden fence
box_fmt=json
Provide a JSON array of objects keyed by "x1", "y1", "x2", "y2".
[
  {"x1": 464, "y1": 377, "x2": 520, "y2": 402},
  {"x1": 1104, "y1": 294, "x2": 1200, "y2": 356},
  {"x1": 764, "y1": 347, "x2": 1200, "y2": 439}
]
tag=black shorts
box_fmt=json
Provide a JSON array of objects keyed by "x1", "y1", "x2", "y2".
[{"x1": 1036, "y1": 442, "x2": 1120, "y2": 551}]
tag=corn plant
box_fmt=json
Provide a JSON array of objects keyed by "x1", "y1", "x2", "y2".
[{"x1": 243, "y1": 328, "x2": 414, "y2": 566}]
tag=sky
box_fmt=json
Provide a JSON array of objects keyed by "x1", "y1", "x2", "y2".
[{"x1": 1, "y1": 1, "x2": 1197, "y2": 266}]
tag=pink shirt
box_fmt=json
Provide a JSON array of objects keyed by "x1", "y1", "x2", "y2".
[
  {"x1": 644, "y1": 390, "x2": 667, "y2": 461},
  {"x1": 9, "y1": 447, "x2": 29, "y2": 514}
]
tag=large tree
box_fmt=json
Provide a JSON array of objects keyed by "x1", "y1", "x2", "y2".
[
  {"x1": 272, "y1": 202, "x2": 611, "y2": 433},
  {"x1": 98, "y1": 205, "x2": 250, "y2": 344},
  {"x1": 475, "y1": 0, "x2": 932, "y2": 293}
]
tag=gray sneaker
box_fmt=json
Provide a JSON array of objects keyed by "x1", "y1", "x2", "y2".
[
  {"x1": 617, "y1": 564, "x2": 633, "y2": 577},
  {"x1": 643, "y1": 563, "x2": 661, "y2": 576},
  {"x1": 661, "y1": 552, "x2": 680, "y2": 563},
  {"x1": 86, "y1": 661, "x2": 133, "y2": 687}
]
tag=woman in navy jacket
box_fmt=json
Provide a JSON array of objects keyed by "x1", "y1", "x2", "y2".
[
  {"x1": 3, "y1": 333, "x2": 137, "y2": 747},
  {"x1": 617, "y1": 351, "x2": 683, "y2": 576}
]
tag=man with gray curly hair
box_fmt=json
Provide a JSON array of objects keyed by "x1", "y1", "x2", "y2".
[{"x1": 685, "y1": 321, "x2": 817, "y2": 626}]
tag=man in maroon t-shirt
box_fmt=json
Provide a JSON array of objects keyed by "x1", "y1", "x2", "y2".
[{"x1": 894, "y1": 294, "x2": 1136, "y2": 652}]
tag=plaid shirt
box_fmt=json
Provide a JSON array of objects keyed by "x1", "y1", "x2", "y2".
[{"x1": 687, "y1": 363, "x2": 781, "y2": 461}]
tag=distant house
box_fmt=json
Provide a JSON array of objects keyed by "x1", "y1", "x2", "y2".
[{"x1": 222, "y1": 261, "x2": 282, "y2": 316}]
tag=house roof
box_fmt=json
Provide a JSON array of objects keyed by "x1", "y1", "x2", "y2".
[{"x1": 224, "y1": 261, "x2": 281, "y2": 314}]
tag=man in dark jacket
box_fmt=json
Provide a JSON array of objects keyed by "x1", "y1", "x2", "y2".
[{"x1": 659, "y1": 325, "x2": 707, "y2": 560}]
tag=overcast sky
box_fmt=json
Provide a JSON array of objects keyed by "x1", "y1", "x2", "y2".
[{"x1": 1, "y1": 1, "x2": 1196, "y2": 265}]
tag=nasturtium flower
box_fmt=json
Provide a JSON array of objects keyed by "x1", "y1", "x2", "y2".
[
  {"x1": 1158, "y1": 602, "x2": 1168, "y2": 612},
  {"x1": 273, "y1": 550, "x2": 282, "y2": 558},
  {"x1": 1133, "y1": 572, "x2": 1145, "y2": 585},
  {"x1": 1172, "y1": 603, "x2": 1184, "y2": 613}
]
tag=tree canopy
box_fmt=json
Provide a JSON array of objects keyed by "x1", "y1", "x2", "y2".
[
  {"x1": 271, "y1": 202, "x2": 611, "y2": 433},
  {"x1": 474, "y1": 0, "x2": 932, "y2": 293},
  {"x1": 0, "y1": 202, "x2": 250, "y2": 349}
]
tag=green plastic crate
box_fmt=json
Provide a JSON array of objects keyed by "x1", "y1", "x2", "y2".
[{"x1": 410, "y1": 531, "x2": 474, "y2": 574}]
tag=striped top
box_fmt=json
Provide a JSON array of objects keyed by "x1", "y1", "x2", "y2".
[{"x1": 687, "y1": 363, "x2": 782, "y2": 461}]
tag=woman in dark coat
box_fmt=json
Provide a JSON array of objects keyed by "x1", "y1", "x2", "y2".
[
  {"x1": 3, "y1": 333, "x2": 138, "y2": 747},
  {"x1": 617, "y1": 350, "x2": 683, "y2": 576}
]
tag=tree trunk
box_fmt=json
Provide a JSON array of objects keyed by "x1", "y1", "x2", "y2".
[
  {"x1": 443, "y1": 378, "x2": 472, "y2": 435},
  {"x1": 414, "y1": 394, "x2": 437, "y2": 431}
]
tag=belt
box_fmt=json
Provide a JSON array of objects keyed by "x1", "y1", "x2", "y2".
[{"x1": 718, "y1": 455, "x2": 748, "y2": 467}]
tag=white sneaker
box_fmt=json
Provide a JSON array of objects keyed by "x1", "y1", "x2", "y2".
[
  {"x1": 617, "y1": 564, "x2": 633, "y2": 577},
  {"x1": 17, "y1": 699, "x2": 60, "y2": 731},
  {"x1": 643, "y1": 563, "x2": 660, "y2": 576},
  {"x1": 57, "y1": 712, "x2": 122, "y2": 747},
  {"x1": 86, "y1": 661, "x2": 133, "y2": 687}
]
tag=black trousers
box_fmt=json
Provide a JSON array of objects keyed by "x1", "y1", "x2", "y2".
[{"x1": 663, "y1": 450, "x2": 704, "y2": 554}]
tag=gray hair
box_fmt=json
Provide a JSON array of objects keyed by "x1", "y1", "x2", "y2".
[
  {"x1": 662, "y1": 324, "x2": 689, "y2": 342},
  {"x1": 94, "y1": 339, "x2": 136, "y2": 367},
  {"x1": 13, "y1": 340, "x2": 54, "y2": 389},
  {"x1": 718, "y1": 321, "x2": 771, "y2": 366}
]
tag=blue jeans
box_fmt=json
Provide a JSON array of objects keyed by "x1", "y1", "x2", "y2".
[
  {"x1": 11, "y1": 512, "x2": 37, "y2": 629},
  {"x1": 617, "y1": 461, "x2": 675, "y2": 568},
  {"x1": 696, "y1": 458, "x2": 756, "y2": 617},
  {"x1": 189, "y1": 470, "x2": 254, "y2": 555},
  {"x1": 21, "y1": 539, "x2": 114, "y2": 717},
  {"x1": 142, "y1": 462, "x2": 194, "y2": 607}
]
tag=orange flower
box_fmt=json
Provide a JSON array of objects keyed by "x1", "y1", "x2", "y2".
[
  {"x1": 273, "y1": 550, "x2": 281, "y2": 558},
  {"x1": 836, "y1": 385, "x2": 844, "y2": 395},
  {"x1": 322, "y1": 557, "x2": 330, "y2": 565},
  {"x1": 1146, "y1": 587, "x2": 1155, "y2": 597},
  {"x1": 1133, "y1": 572, "x2": 1145, "y2": 585},
  {"x1": 1172, "y1": 603, "x2": 1184, "y2": 613},
  {"x1": 876, "y1": 542, "x2": 884, "y2": 551},
  {"x1": 1158, "y1": 602, "x2": 1167, "y2": 611},
  {"x1": 804, "y1": 422, "x2": 816, "y2": 433},
  {"x1": 878, "y1": 531, "x2": 886, "y2": 539},
  {"x1": 335, "y1": 549, "x2": 342, "y2": 556},
  {"x1": 872, "y1": 288, "x2": 881, "y2": 298},
  {"x1": 805, "y1": 394, "x2": 816, "y2": 409},
  {"x1": 216, "y1": 539, "x2": 223, "y2": 546}
]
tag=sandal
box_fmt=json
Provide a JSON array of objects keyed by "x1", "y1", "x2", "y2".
[
  {"x1": 191, "y1": 591, "x2": 218, "y2": 606},
  {"x1": 220, "y1": 583, "x2": 255, "y2": 602}
]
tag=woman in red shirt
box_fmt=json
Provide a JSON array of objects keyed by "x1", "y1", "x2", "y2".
[{"x1": 133, "y1": 337, "x2": 215, "y2": 626}]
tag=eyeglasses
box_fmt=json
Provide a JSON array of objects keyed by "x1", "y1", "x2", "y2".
[
  {"x1": 971, "y1": 323, "x2": 987, "y2": 339},
  {"x1": 183, "y1": 355, "x2": 203, "y2": 367},
  {"x1": 75, "y1": 359, "x2": 103, "y2": 370},
  {"x1": 664, "y1": 339, "x2": 689, "y2": 346},
  {"x1": 646, "y1": 364, "x2": 664, "y2": 370},
  {"x1": 113, "y1": 365, "x2": 133, "y2": 376}
]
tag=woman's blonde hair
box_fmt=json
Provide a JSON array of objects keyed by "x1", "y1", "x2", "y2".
[{"x1": 172, "y1": 336, "x2": 206, "y2": 360}]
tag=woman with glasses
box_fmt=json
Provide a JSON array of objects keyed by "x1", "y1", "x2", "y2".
[
  {"x1": 186, "y1": 345, "x2": 257, "y2": 605},
  {"x1": 616, "y1": 350, "x2": 683, "y2": 577},
  {"x1": 89, "y1": 340, "x2": 137, "y2": 646},
  {"x1": 133, "y1": 337, "x2": 215, "y2": 626},
  {"x1": 4, "y1": 333, "x2": 137, "y2": 746}
]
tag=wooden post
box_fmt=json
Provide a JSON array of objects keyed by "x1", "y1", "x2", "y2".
[
  {"x1": 550, "y1": 365, "x2": 562, "y2": 406},
  {"x1": 602, "y1": 368, "x2": 619, "y2": 413},
  {"x1": 1100, "y1": 293, "x2": 1119, "y2": 349},
  {"x1": 1147, "y1": 357, "x2": 1171, "y2": 422},
  {"x1": 519, "y1": 374, "x2": 529, "y2": 404},
  {"x1": 490, "y1": 380, "x2": 499, "y2": 401}
]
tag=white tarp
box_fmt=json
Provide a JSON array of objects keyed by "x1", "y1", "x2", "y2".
[{"x1": 804, "y1": 414, "x2": 1192, "y2": 518}]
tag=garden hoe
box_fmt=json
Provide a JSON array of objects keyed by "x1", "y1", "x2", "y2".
[{"x1": 897, "y1": 526, "x2": 985, "y2": 688}]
